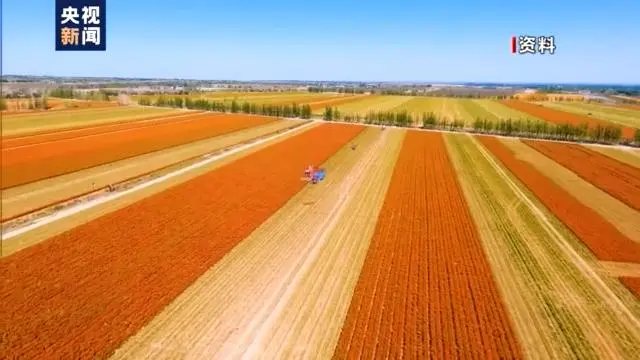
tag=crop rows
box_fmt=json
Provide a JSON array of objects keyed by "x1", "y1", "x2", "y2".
[
  {"x1": 500, "y1": 100, "x2": 636, "y2": 138},
  {"x1": 523, "y1": 140, "x2": 640, "y2": 211},
  {"x1": 478, "y1": 136, "x2": 640, "y2": 263},
  {"x1": 446, "y1": 134, "x2": 640, "y2": 358},
  {"x1": 0, "y1": 123, "x2": 364, "y2": 359},
  {"x1": 1, "y1": 113, "x2": 275, "y2": 188},
  {"x1": 334, "y1": 131, "x2": 521, "y2": 359}
]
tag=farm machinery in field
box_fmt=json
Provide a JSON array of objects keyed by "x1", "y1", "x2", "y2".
[{"x1": 302, "y1": 165, "x2": 326, "y2": 184}]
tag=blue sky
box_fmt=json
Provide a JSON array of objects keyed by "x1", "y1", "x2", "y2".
[{"x1": 2, "y1": 1, "x2": 639, "y2": 83}]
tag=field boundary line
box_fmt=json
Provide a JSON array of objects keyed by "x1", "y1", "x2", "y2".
[
  {"x1": 1, "y1": 120, "x2": 316, "y2": 241},
  {"x1": 470, "y1": 133, "x2": 640, "y2": 330}
]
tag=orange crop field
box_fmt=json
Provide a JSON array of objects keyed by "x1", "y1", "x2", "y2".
[
  {"x1": 309, "y1": 94, "x2": 369, "y2": 110},
  {"x1": 478, "y1": 136, "x2": 640, "y2": 263},
  {"x1": 334, "y1": 131, "x2": 522, "y2": 359},
  {"x1": 620, "y1": 277, "x2": 640, "y2": 298},
  {"x1": 1, "y1": 111, "x2": 204, "y2": 148},
  {"x1": 0, "y1": 123, "x2": 364, "y2": 359},
  {"x1": 523, "y1": 141, "x2": 640, "y2": 212},
  {"x1": 1, "y1": 113, "x2": 275, "y2": 189},
  {"x1": 500, "y1": 100, "x2": 636, "y2": 139}
]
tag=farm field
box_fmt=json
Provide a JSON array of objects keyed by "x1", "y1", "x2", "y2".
[
  {"x1": 588, "y1": 145, "x2": 640, "y2": 168},
  {"x1": 523, "y1": 141, "x2": 640, "y2": 212},
  {"x1": 2, "y1": 111, "x2": 203, "y2": 148},
  {"x1": 470, "y1": 99, "x2": 543, "y2": 122},
  {"x1": 539, "y1": 101, "x2": 640, "y2": 129},
  {"x1": 500, "y1": 100, "x2": 637, "y2": 139},
  {"x1": 0, "y1": 123, "x2": 364, "y2": 359},
  {"x1": 386, "y1": 97, "x2": 538, "y2": 126},
  {"x1": 334, "y1": 131, "x2": 522, "y2": 359},
  {"x1": 134, "y1": 92, "x2": 346, "y2": 106},
  {"x1": 308, "y1": 94, "x2": 370, "y2": 111},
  {"x1": 478, "y1": 136, "x2": 640, "y2": 263},
  {"x1": 390, "y1": 97, "x2": 477, "y2": 124},
  {"x1": 1, "y1": 98, "x2": 118, "y2": 114},
  {"x1": 2, "y1": 109, "x2": 640, "y2": 359},
  {"x1": 113, "y1": 127, "x2": 404, "y2": 358},
  {"x1": 1, "y1": 113, "x2": 276, "y2": 188},
  {"x1": 446, "y1": 134, "x2": 640, "y2": 359},
  {"x1": 1, "y1": 106, "x2": 183, "y2": 136},
  {"x1": 501, "y1": 139, "x2": 640, "y2": 243},
  {"x1": 329, "y1": 95, "x2": 413, "y2": 115},
  {"x1": 1, "y1": 119, "x2": 305, "y2": 222}
]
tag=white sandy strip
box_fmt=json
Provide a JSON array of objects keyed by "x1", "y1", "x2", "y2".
[{"x1": 1, "y1": 121, "x2": 315, "y2": 241}]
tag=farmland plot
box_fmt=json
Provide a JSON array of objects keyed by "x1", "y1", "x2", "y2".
[
  {"x1": 523, "y1": 141, "x2": 640, "y2": 212},
  {"x1": 500, "y1": 100, "x2": 636, "y2": 139},
  {"x1": 541, "y1": 102, "x2": 640, "y2": 129},
  {"x1": 113, "y1": 128, "x2": 404, "y2": 359},
  {"x1": 332, "y1": 95, "x2": 413, "y2": 115},
  {"x1": 391, "y1": 97, "x2": 478, "y2": 124},
  {"x1": 588, "y1": 145, "x2": 640, "y2": 169},
  {"x1": 471, "y1": 99, "x2": 543, "y2": 122},
  {"x1": 1, "y1": 120, "x2": 304, "y2": 222},
  {"x1": 334, "y1": 131, "x2": 522, "y2": 359},
  {"x1": 1, "y1": 106, "x2": 182, "y2": 136},
  {"x1": 478, "y1": 136, "x2": 640, "y2": 263},
  {"x1": 1, "y1": 113, "x2": 276, "y2": 188},
  {"x1": 446, "y1": 134, "x2": 640, "y2": 359},
  {"x1": 0, "y1": 123, "x2": 363, "y2": 359},
  {"x1": 501, "y1": 139, "x2": 640, "y2": 243}
]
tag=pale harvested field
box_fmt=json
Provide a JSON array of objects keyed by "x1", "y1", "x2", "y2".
[
  {"x1": 472, "y1": 99, "x2": 543, "y2": 122},
  {"x1": 390, "y1": 97, "x2": 479, "y2": 125},
  {"x1": 1, "y1": 120, "x2": 305, "y2": 220},
  {"x1": 111, "y1": 127, "x2": 402, "y2": 359},
  {"x1": 588, "y1": 146, "x2": 640, "y2": 169},
  {"x1": 541, "y1": 102, "x2": 640, "y2": 129},
  {"x1": 599, "y1": 262, "x2": 640, "y2": 277},
  {"x1": 328, "y1": 95, "x2": 413, "y2": 115},
  {"x1": 446, "y1": 133, "x2": 640, "y2": 359},
  {"x1": 500, "y1": 138, "x2": 640, "y2": 243},
  {"x1": 1, "y1": 106, "x2": 183, "y2": 136},
  {"x1": 0, "y1": 122, "x2": 319, "y2": 257}
]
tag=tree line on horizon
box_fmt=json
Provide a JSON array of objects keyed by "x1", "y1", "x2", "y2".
[
  {"x1": 142, "y1": 96, "x2": 314, "y2": 119},
  {"x1": 324, "y1": 106, "x2": 639, "y2": 145}
]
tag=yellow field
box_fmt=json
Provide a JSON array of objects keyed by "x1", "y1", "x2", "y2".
[
  {"x1": 1, "y1": 106, "x2": 182, "y2": 136},
  {"x1": 540, "y1": 102, "x2": 640, "y2": 129},
  {"x1": 324, "y1": 95, "x2": 413, "y2": 115}
]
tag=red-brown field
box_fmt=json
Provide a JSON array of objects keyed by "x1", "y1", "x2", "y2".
[
  {"x1": 500, "y1": 100, "x2": 636, "y2": 139},
  {"x1": 478, "y1": 136, "x2": 640, "y2": 263},
  {"x1": 620, "y1": 277, "x2": 640, "y2": 298},
  {"x1": 523, "y1": 141, "x2": 640, "y2": 212},
  {"x1": 334, "y1": 131, "x2": 522, "y2": 359},
  {"x1": 0, "y1": 123, "x2": 364, "y2": 359},
  {"x1": 1, "y1": 111, "x2": 204, "y2": 148},
  {"x1": 1, "y1": 113, "x2": 275, "y2": 189}
]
